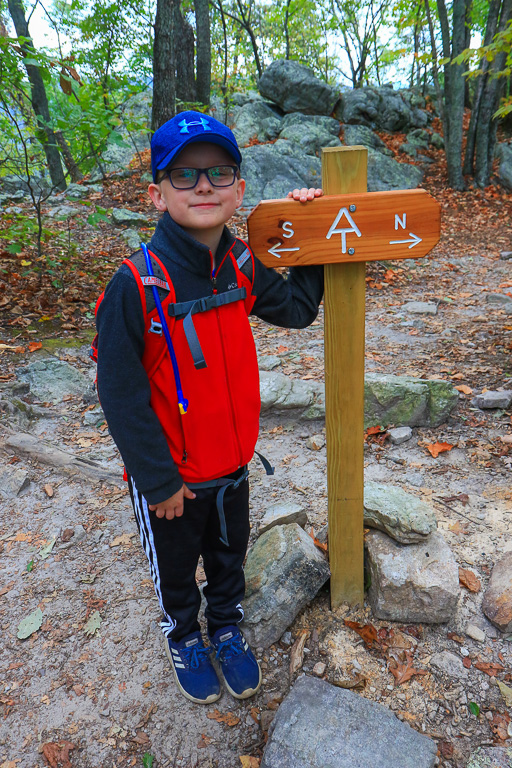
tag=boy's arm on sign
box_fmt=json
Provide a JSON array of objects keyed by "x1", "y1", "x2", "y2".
[
  {"x1": 96, "y1": 268, "x2": 184, "y2": 505},
  {"x1": 249, "y1": 189, "x2": 324, "y2": 328}
]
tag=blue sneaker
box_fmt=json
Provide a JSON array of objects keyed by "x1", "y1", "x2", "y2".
[
  {"x1": 165, "y1": 631, "x2": 221, "y2": 704},
  {"x1": 210, "y1": 626, "x2": 262, "y2": 699}
]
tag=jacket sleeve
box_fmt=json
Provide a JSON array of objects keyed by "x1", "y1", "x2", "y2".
[
  {"x1": 96, "y1": 267, "x2": 183, "y2": 504},
  {"x1": 250, "y1": 256, "x2": 324, "y2": 328}
]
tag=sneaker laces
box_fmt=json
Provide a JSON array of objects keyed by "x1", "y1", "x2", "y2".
[
  {"x1": 215, "y1": 633, "x2": 244, "y2": 663},
  {"x1": 181, "y1": 643, "x2": 211, "y2": 670}
]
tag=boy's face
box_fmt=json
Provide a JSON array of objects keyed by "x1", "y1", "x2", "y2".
[{"x1": 148, "y1": 143, "x2": 245, "y2": 246}]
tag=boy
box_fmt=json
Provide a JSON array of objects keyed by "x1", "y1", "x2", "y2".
[{"x1": 96, "y1": 111, "x2": 323, "y2": 705}]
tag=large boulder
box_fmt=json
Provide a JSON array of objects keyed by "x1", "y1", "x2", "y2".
[
  {"x1": 366, "y1": 530, "x2": 459, "y2": 623},
  {"x1": 342, "y1": 124, "x2": 392, "y2": 155},
  {"x1": 335, "y1": 86, "x2": 429, "y2": 132},
  {"x1": 482, "y1": 552, "x2": 512, "y2": 632},
  {"x1": 367, "y1": 148, "x2": 423, "y2": 190},
  {"x1": 231, "y1": 101, "x2": 282, "y2": 147},
  {"x1": 364, "y1": 373, "x2": 459, "y2": 428},
  {"x1": 242, "y1": 524, "x2": 330, "y2": 648},
  {"x1": 240, "y1": 142, "x2": 322, "y2": 209},
  {"x1": 261, "y1": 675, "x2": 437, "y2": 768},
  {"x1": 16, "y1": 358, "x2": 91, "y2": 405},
  {"x1": 279, "y1": 113, "x2": 341, "y2": 156},
  {"x1": 258, "y1": 60, "x2": 340, "y2": 115}
]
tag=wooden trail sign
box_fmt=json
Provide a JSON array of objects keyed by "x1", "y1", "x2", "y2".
[
  {"x1": 247, "y1": 146, "x2": 441, "y2": 609},
  {"x1": 247, "y1": 189, "x2": 440, "y2": 267}
]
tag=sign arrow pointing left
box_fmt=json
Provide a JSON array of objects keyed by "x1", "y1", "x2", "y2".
[{"x1": 268, "y1": 242, "x2": 301, "y2": 259}]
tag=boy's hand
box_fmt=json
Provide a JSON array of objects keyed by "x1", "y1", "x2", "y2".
[
  {"x1": 149, "y1": 484, "x2": 196, "y2": 520},
  {"x1": 287, "y1": 187, "x2": 323, "y2": 203}
]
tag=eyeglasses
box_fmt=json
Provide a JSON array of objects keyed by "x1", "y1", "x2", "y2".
[{"x1": 166, "y1": 165, "x2": 239, "y2": 189}]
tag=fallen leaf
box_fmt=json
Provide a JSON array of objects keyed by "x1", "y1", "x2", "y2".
[
  {"x1": 474, "y1": 660, "x2": 504, "y2": 677},
  {"x1": 388, "y1": 657, "x2": 427, "y2": 686},
  {"x1": 239, "y1": 757, "x2": 260, "y2": 768},
  {"x1": 459, "y1": 568, "x2": 481, "y2": 593},
  {"x1": 28, "y1": 341, "x2": 42, "y2": 352},
  {"x1": 308, "y1": 528, "x2": 328, "y2": 553},
  {"x1": 426, "y1": 441, "x2": 454, "y2": 458},
  {"x1": 110, "y1": 533, "x2": 135, "y2": 547},
  {"x1": 44, "y1": 484, "x2": 54, "y2": 498},
  {"x1": 447, "y1": 631, "x2": 465, "y2": 644},
  {"x1": 497, "y1": 680, "x2": 512, "y2": 707},
  {"x1": 83, "y1": 610, "x2": 102, "y2": 636},
  {"x1": 449, "y1": 521, "x2": 469, "y2": 535},
  {"x1": 463, "y1": 657, "x2": 472, "y2": 668},
  {"x1": 455, "y1": 384, "x2": 473, "y2": 395},
  {"x1": 39, "y1": 537, "x2": 56, "y2": 560},
  {"x1": 17, "y1": 607, "x2": 43, "y2": 639},
  {"x1": 0, "y1": 581, "x2": 14, "y2": 597},
  {"x1": 441, "y1": 493, "x2": 469, "y2": 506},
  {"x1": 42, "y1": 741, "x2": 75, "y2": 768},
  {"x1": 344, "y1": 620, "x2": 380, "y2": 649},
  {"x1": 207, "y1": 709, "x2": 240, "y2": 726},
  {"x1": 439, "y1": 741, "x2": 454, "y2": 758},
  {"x1": 289, "y1": 630, "x2": 309, "y2": 676},
  {"x1": 61, "y1": 528, "x2": 74, "y2": 542}
]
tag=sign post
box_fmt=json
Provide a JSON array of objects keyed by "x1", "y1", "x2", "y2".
[{"x1": 247, "y1": 146, "x2": 441, "y2": 609}]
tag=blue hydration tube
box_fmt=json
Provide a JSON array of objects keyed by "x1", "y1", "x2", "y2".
[{"x1": 141, "y1": 242, "x2": 188, "y2": 415}]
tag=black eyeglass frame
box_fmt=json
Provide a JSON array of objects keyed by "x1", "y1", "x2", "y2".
[{"x1": 165, "y1": 165, "x2": 239, "y2": 190}]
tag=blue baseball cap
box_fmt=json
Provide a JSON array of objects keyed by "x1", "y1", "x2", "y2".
[{"x1": 151, "y1": 111, "x2": 242, "y2": 181}]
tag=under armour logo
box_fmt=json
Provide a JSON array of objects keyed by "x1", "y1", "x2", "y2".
[{"x1": 179, "y1": 118, "x2": 211, "y2": 134}]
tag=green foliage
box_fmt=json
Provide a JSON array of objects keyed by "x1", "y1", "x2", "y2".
[
  {"x1": 469, "y1": 701, "x2": 480, "y2": 717},
  {"x1": 142, "y1": 754, "x2": 155, "y2": 768}
]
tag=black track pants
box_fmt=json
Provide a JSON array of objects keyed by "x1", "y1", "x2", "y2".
[{"x1": 127, "y1": 471, "x2": 250, "y2": 642}]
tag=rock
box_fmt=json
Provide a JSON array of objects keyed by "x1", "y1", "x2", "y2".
[
  {"x1": 388, "y1": 426, "x2": 413, "y2": 445},
  {"x1": 306, "y1": 434, "x2": 325, "y2": 451},
  {"x1": 496, "y1": 141, "x2": 512, "y2": 190},
  {"x1": 83, "y1": 405, "x2": 105, "y2": 427},
  {"x1": 279, "y1": 114, "x2": 341, "y2": 156},
  {"x1": 258, "y1": 356, "x2": 281, "y2": 371},
  {"x1": 364, "y1": 373, "x2": 459, "y2": 428},
  {"x1": 367, "y1": 148, "x2": 423, "y2": 191},
  {"x1": 363, "y1": 481, "x2": 437, "y2": 544},
  {"x1": 466, "y1": 624, "x2": 486, "y2": 643},
  {"x1": 121, "y1": 228, "x2": 144, "y2": 252},
  {"x1": 430, "y1": 650, "x2": 469, "y2": 679},
  {"x1": 0, "y1": 465, "x2": 30, "y2": 498},
  {"x1": 482, "y1": 553, "x2": 512, "y2": 632},
  {"x1": 341, "y1": 124, "x2": 392, "y2": 155},
  {"x1": 430, "y1": 131, "x2": 444, "y2": 149},
  {"x1": 231, "y1": 100, "x2": 282, "y2": 147},
  {"x1": 471, "y1": 390, "x2": 512, "y2": 410},
  {"x1": 335, "y1": 86, "x2": 429, "y2": 133},
  {"x1": 261, "y1": 675, "x2": 437, "y2": 768},
  {"x1": 405, "y1": 128, "x2": 431, "y2": 150},
  {"x1": 258, "y1": 60, "x2": 340, "y2": 116},
  {"x1": 500, "y1": 251, "x2": 512, "y2": 260},
  {"x1": 259, "y1": 370, "x2": 317, "y2": 412},
  {"x1": 401, "y1": 301, "x2": 438, "y2": 315},
  {"x1": 111, "y1": 208, "x2": 150, "y2": 227},
  {"x1": 466, "y1": 746, "x2": 512, "y2": 768},
  {"x1": 62, "y1": 183, "x2": 88, "y2": 200},
  {"x1": 240, "y1": 142, "x2": 322, "y2": 209},
  {"x1": 243, "y1": 524, "x2": 330, "y2": 648},
  {"x1": 485, "y1": 292, "x2": 512, "y2": 306},
  {"x1": 366, "y1": 530, "x2": 459, "y2": 623},
  {"x1": 46, "y1": 205, "x2": 83, "y2": 219},
  {"x1": 16, "y1": 358, "x2": 91, "y2": 404},
  {"x1": 259, "y1": 502, "x2": 308, "y2": 535}
]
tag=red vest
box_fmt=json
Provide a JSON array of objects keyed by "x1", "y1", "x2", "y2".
[{"x1": 105, "y1": 241, "x2": 261, "y2": 484}]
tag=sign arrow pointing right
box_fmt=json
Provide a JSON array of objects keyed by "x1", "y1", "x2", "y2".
[{"x1": 389, "y1": 232, "x2": 422, "y2": 248}]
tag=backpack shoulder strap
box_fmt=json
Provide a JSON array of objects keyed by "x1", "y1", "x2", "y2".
[{"x1": 230, "y1": 238, "x2": 256, "y2": 314}]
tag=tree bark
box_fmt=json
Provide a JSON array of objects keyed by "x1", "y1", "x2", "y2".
[
  {"x1": 7, "y1": 0, "x2": 66, "y2": 191},
  {"x1": 176, "y1": 10, "x2": 196, "y2": 102},
  {"x1": 194, "y1": 0, "x2": 211, "y2": 105},
  {"x1": 152, "y1": 0, "x2": 179, "y2": 131}
]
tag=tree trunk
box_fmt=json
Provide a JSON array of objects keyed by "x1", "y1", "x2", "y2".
[
  {"x1": 194, "y1": 0, "x2": 211, "y2": 105},
  {"x1": 56, "y1": 131, "x2": 83, "y2": 182},
  {"x1": 152, "y1": 0, "x2": 179, "y2": 131},
  {"x1": 176, "y1": 10, "x2": 196, "y2": 102},
  {"x1": 474, "y1": 0, "x2": 512, "y2": 186},
  {"x1": 437, "y1": 0, "x2": 466, "y2": 189},
  {"x1": 7, "y1": 0, "x2": 66, "y2": 191}
]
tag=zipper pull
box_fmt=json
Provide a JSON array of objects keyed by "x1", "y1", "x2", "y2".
[
  {"x1": 212, "y1": 274, "x2": 217, "y2": 294},
  {"x1": 181, "y1": 450, "x2": 188, "y2": 464}
]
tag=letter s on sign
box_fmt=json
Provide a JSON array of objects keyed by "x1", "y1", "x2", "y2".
[{"x1": 282, "y1": 221, "x2": 294, "y2": 239}]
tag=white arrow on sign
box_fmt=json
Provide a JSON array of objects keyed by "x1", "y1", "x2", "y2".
[
  {"x1": 389, "y1": 232, "x2": 422, "y2": 248},
  {"x1": 268, "y1": 242, "x2": 301, "y2": 259}
]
